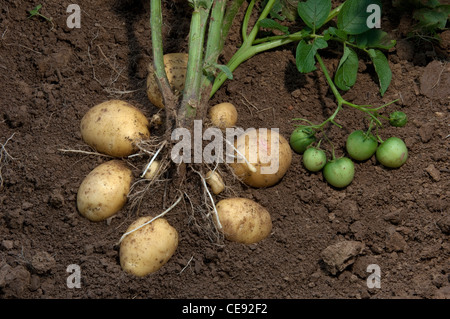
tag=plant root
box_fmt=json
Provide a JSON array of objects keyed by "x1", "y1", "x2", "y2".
[{"x1": 0, "y1": 132, "x2": 16, "y2": 190}]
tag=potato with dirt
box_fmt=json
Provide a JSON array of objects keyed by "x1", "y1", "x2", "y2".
[
  {"x1": 147, "y1": 53, "x2": 188, "y2": 108},
  {"x1": 120, "y1": 216, "x2": 179, "y2": 277},
  {"x1": 77, "y1": 160, "x2": 133, "y2": 222},
  {"x1": 208, "y1": 102, "x2": 238, "y2": 129},
  {"x1": 216, "y1": 197, "x2": 272, "y2": 244},
  {"x1": 80, "y1": 100, "x2": 150, "y2": 157},
  {"x1": 230, "y1": 128, "x2": 292, "y2": 188}
]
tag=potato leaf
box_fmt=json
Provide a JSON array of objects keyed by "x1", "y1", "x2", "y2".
[
  {"x1": 296, "y1": 38, "x2": 328, "y2": 73},
  {"x1": 413, "y1": 5, "x2": 450, "y2": 31},
  {"x1": 269, "y1": 0, "x2": 286, "y2": 21},
  {"x1": 337, "y1": 0, "x2": 382, "y2": 35},
  {"x1": 297, "y1": 0, "x2": 332, "y2": 32},
  {"x1": 334, "y1": 46, "x2": 358, "y2": 91},
  {"x1": 368, "y1": 49, "x2": 392, "y2": 96},
  {"x1": 354, "y1": 29, "x2": 396, "y2": 50},
  {"x1": 323, "y1": 26, "x2": 348, "y2": 41}
]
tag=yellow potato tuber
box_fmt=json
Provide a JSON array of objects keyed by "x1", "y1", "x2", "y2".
[
  {"x1": 77, "y1": 160, "x2": 133, "y2": 222},
  {"x1": 120, "y1": 216, "x2": 179, "y2": 276},
  {"x1": 230, "y1": 128, "x2": 292, "y2": 188},
  {"x1": 80, "y1": 100, "x2": 150, "y2": 157},
  {"x1": 216, "y1": 197, "x2": 272, "y2": 244},
  {"x1": 208, "y1": 102, "x2": 238, "y2": 130},
  {"x1": 146, "y1": 53, "x2": 188, "y2": 108}
]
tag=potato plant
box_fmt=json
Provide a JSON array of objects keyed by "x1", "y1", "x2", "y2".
[{"x1": 73, "y1": 0, "x2": 414, "y2": 275}]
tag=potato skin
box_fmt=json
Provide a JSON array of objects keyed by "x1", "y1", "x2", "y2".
[
  {"x1": 147, "y1": 53, "x2": 188, "y2": 108},
  {"x1": 77, "y1": 160, "x2": 133, "y2": 222},
  {"x1": 80, "y1": 100, "x2": 150, "y2": 157},
  {"x1": 216, "y1": 198, "x2": 272, "y2": 244},
  {"x1": 230, "y1": 129, "x2": 292, "y2": 188},
  {"x1": 120, "y1": 216, "x2": 179, "y2": 277},
  {"x1": 209, "y1": 102, "x2": 238, "y2": 129}
]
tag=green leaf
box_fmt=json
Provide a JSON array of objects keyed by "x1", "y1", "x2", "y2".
[
  {"x1": 214, "y1": 64, "x2": 233, "y2": 80},
  {"x1": 29, "y1": 4, "x2": 43, "y2": 16},
  {"x1": 354, "y1": 29, "x2": 396, "y2": 50},
  {"x1": 296, "y1": 38, "x2": 328, "y2": 73},
  {"x1": 337, "y1": 0, "x2": 382, "y2": 35},
  {"x1": 334, "y1": 46, "x2": 358, "y2": 91},
  {"x1": 368, "y1": 49, "x2": 392, "y2": 96},
  {"x1": 323, "y1": 26, "x2": 348, "y2": 41},
  {"x1": 259, "y1": 18, "x2": 290, "y2": 34},
  {"x1": 270, "y1": 0, "x2": 286, "y2": 21},
  {"x1": 423, "y1": 0, "x2": 442, "y2": 9},
  {"x1": 297, "y1": 0, "x2": 332, "y2": 32},
  {"x1": 413, "y1": 5, "x2": 450, "y2": 31}
]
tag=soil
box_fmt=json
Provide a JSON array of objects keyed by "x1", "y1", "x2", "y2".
[{"x1": 0, "y1": 0, "x2": 449, "y2": 300}]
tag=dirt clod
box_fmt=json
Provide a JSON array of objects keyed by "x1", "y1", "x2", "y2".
[{"x1": 321, "y1": 241, "x2": 365, "y2": 275}]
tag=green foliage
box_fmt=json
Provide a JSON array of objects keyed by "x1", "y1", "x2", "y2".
[
  {"x1": 28, "y1": 4, "x2": 53, "y2": 22},
  {"x1": 367, "y1": 49, "x2": 392, "y2": 96},
  {"x1": 297, "y1": 0, "x2": 332, "y2": 32},
  {"x1": 285, "y1": 0, "x2": 395, "y2": 96},
  {"x1": 296, "y1": 38, "x2": 328, "y2": 73},
  {"x1": 334, "y1": 45, "x2": 358, "y2": 91},
  {"x1": 337, "y1": 0, "x2": 382, "y2": 35},
  {"x1": 393, "y1": 0, "x2": 449, "y2": 41}
]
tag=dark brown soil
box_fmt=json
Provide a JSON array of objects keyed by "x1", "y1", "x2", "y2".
[{"x1": 1, "y1": 0, "x2": 449, "y2": 300}]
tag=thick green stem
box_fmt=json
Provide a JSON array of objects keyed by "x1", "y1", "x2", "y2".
[
  {"x1": 178, "y1": 1, "x2": 213, "y2": 123},
  {"x1": 204, "y1": 0, "x2": 227, "y2": 64},
  {"x1": 201, "y1": 0, "x2": 228, "y2": 92},
  {"x1": 150, "y1": 0, "x2": 170, "y2": 93}
]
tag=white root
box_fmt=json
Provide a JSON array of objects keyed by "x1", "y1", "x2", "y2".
[
  {"x1": 57, "y1": 148, "x2": 113, "y2": 158},
  {"x1": 0, "y1": 133, "x2": 16, "y2": 188},
  {"x1": 140, "y1": 141, "x2": 166, "y2": 178},
  {"x1": 224, "y1": 138, "x2": 257, "y2": 173},
  {"x1": 179, "y1": 256, "x2": 194, "y2": 274},
  {"x1": 194, "y1": 170, "x2": 223, "y2": 231}
]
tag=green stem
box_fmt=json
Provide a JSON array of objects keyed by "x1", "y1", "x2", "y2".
[
  {"x1": 210, "y1": 0, "x2": 290, "y2": 97},
  {"x1": 242, "y1": 0, "x2": 256, "y2": 42},
  {"x1": 210, "y1": 36, "x2": 297, "y2": 96},
  {"x1": 201, "y1": 0, "x2": 228, "y2": 92},
  {"x1": 150, "y1": 0, "x2": 170, "y2": 91},
  {"x1": 210, "y1": 1, "x2": 341, "y2": 97},
  {"x1": 179, "y1": 1, "x2": 213, "y2": 121},
  {"x1": 315, "y1": 53, "x2": 399, "y2": 129},
  {"x1": 315, "y1": 53, "x2": 344, "y2": 105},
  {"x1": 324, "y1": 3, "x2": 344, "y2": 24}
]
